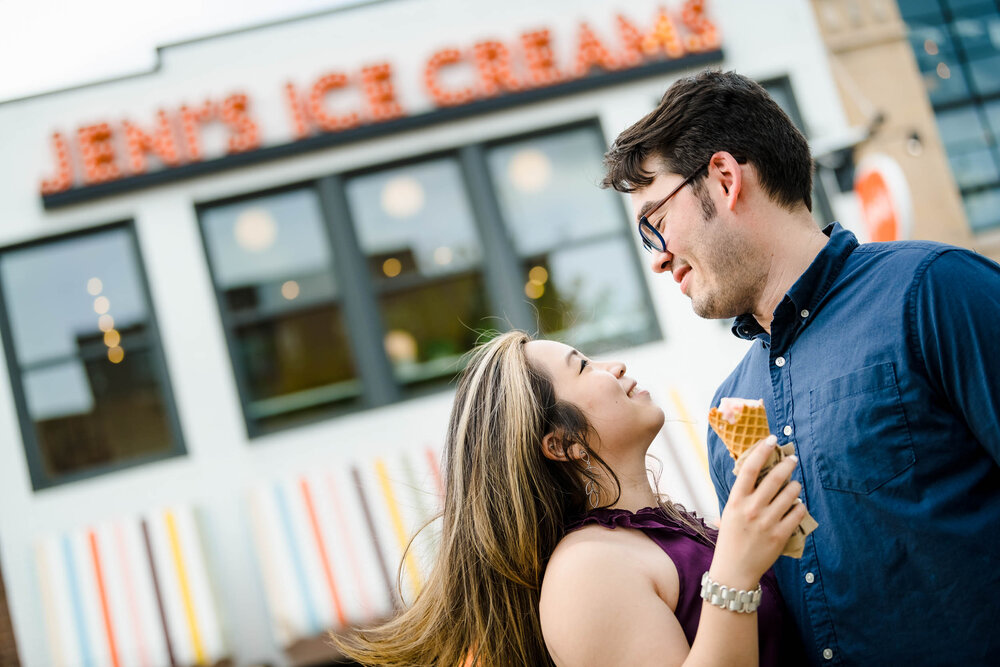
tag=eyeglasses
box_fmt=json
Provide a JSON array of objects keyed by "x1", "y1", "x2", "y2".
[{"x1": 637, "y1": 164, "x2": 707, "y2": 254}]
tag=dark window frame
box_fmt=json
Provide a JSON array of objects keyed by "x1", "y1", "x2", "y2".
[
  {"x1": 0, "y1": 220, "x2": 187, "y2": 490},
  {"x1": 196, "y1": 118, "x2": 662, "y2": 438}
]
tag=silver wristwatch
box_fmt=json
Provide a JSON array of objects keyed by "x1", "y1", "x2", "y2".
[{"x1": 700, "y1": 572, "x2": 762, "y2": 613}]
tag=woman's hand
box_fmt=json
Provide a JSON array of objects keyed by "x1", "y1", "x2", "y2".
[{"x1": 710, "y1": 436, "x2": 807, "y2": 589}]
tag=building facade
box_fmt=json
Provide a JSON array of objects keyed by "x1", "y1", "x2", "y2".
[{"x1": 0, "y1": 1, "x2": 986, "y2": 665}]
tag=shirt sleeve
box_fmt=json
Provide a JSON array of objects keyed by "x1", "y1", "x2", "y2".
[{"x1": 911, "y1": 248, "x2": 1000, "y2": 464}]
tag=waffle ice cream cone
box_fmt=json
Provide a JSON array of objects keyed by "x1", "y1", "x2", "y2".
[
  {"x1": 708, "y1": 398, "x2": 771, "y2": 460},
  {"x1": 708, "y1": 397, "x2": 819, "y2": 558}
]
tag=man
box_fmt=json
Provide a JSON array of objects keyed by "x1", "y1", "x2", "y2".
[{"x1": 602, "y1": 69, "x2": 1000, "y2": 666}]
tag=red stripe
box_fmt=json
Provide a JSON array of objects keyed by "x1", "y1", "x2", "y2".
[
  {"x1": 425, "y1": 445, "x2": 445, "y2": 502},
  {"x1": 325, "y1": 472, "x2": 376, "y2": 619},
  {"x1": 300, "y1": 478, "x2": 348, "y2": 626},
  {"x1": 88, "y1": 531, "x2": 121, "y2": 667}
]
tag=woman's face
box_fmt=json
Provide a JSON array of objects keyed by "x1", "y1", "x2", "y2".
[{"x1": 524, "y1": 340, "x2": 665, "y2": 458}]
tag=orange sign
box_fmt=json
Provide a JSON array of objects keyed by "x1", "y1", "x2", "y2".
[
  {"x1": 39, "y1": 2, "x2": 720, "y2": 198},
  {"x1": 854, "y1": 154, "x2": 912, "y2": 243}
]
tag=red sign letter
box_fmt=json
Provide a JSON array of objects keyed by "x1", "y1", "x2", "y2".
[
  {"x1": 40, "y1": 132, "x2": 74, "y2": 195},
  {"x1": 308, "y1": 73, "x2": 361, "y2": 132},
  {"x1": 472, "y1": 40, "x2": 520, "y2": 96},
  {"x1": 361, "y1": 62, "x2": 405, "y2": 122},
  {"x1": 424, "y1": 48, "x2": 476, "y2": 107},
  {"x1": 521, "y1": 29, "x2": 563, "y2": 87},
  {"x1": 78, "y1": 123, "x2": 121, "y2": 185},
  {"x1": 123, "y1": 110, "x2": 181, "y2": 174}
]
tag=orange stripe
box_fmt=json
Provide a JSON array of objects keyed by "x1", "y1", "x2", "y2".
[
  {"x1": 425, "y1": 446, "x2": 444, "y2": 501},
  {"x1": 88, "y1": 531, "x2": 121, "y2": 667},
  {"x1": 300, "y1": 478, "x2": 347, "y2": 626}
]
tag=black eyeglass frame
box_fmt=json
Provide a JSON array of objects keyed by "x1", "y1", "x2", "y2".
[{"x1": 636, "y1": 158, "x2": 747, "y2": 253}]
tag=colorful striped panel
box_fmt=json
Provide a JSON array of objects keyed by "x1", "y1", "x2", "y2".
[
  {"x1": 35, "y1": 507, "x2": 228, "y2": 667},
  {"x1": 248, "y1": 447, "x2": 443, "y2": 644}
]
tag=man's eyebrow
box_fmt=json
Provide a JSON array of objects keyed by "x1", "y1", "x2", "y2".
[{"x1": 636, "y1": 200, "x2": 658, "y2": 221}]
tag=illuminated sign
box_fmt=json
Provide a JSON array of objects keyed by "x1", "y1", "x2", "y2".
[{"x1": 39, "y1": 1, "x2": 720, "y2": 203}]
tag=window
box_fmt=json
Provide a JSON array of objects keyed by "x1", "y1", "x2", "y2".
[
  {"x1": 345, "y1": 158, "x2": 490, "y2": 388},
  {"x1": 486, "y1": 127, "x2": 657, "y2": 351},
  {"x1": 0, "y1": 224, "x2": 184, "y2": 489},
  {"x1": 200, "y1": 188, "x2": 361, "y2": 434},
  {"x1": 902, "y1": 0, "x2": 1000, "y2": 232},
  {"x1": 199, "y1": 122, "x2": 659, "y2": 435}
]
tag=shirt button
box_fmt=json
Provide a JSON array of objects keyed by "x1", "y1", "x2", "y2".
[
  {"x1": 805, "y1": 572, "x2": 815, "y2": 583},
  {"x1": 823, "y1": 648, "x2": 834, "y2": 660},
  {"x1": 783, "y1": 425, "x2": 793, "y2": 436},
  {"x1": 800, "y1": 309, "x2": 809, "y2": 318},
  {"x1": 775, "y1": 356, "x2": 786, "y2": 367}
]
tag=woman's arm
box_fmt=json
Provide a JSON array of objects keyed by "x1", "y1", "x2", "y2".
[{"x1": 540, "y1": 439, "x2": 805, "y2": 667}]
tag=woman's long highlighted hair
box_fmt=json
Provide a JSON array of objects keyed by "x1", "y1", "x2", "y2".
[{"x1": 332, "y1": 331, "x2": 707, "y2": 666}]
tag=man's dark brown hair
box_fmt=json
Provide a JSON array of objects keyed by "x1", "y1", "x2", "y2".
[{"x1": 602, "y1": 69, "x2": 813, "y2": 212}]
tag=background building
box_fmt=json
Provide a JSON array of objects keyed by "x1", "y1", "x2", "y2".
[{"x1": 0, "y1": 1, "x2": 991, "y2": 665}]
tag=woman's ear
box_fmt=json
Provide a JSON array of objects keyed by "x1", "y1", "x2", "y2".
[
  {"x1": 541, "y1": 433, "x2": 586, "y2": 462},
  {"x1": 541, "y1": 432, "x2": 569, "y2": 462}
]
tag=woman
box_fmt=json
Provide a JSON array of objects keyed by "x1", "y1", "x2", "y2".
[{"x1": 334, "y1": 331, "x2": 807, "y2": 666}]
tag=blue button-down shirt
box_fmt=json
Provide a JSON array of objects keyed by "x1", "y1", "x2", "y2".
[{"x1": 707, "y1": 223, "x2": 1000, "y2": 666}]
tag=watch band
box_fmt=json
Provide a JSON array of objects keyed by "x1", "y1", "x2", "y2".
[{"x1": 700, "y1": 572, "x2": 762, "y2": 613}]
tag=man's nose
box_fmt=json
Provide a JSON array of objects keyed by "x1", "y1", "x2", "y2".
[{"x1": 650, "y1": 247, "x2": 672, "y2": 274}]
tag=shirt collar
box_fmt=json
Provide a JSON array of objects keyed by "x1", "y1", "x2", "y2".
[{"x1": 732, "y1": 222, "x2": 858, "y2": 340}]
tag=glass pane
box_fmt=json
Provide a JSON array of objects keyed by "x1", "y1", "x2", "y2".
[
  {"x1": 0, "y1": 227, "x2": 178, "y2": 483},
  {"x1": 966, "y1": 53, "x2": 1000, "y2": 95},
  {"x1": 908, "y1": 25, "x2": 956, "y2": 70},
  {"x1": 943, "y1": 0, "x2": 995, "y2": 16},
  {"x1": 487, "y1": 127, "x2": 623, "y2": 255},
  {"x1": 936, "y1": 106, "x2": 990, "y2": 152},
  {"x1": 899, "y1": 0, "x2": 944, "y2": 21},
  {"x1": 951, "y1": 14, "x2": 1000, "y2": 56},
  {"x1": 345, "y1": 158, "x2": 491, "y2": 386},
  {"x1": 947, "y1": 147, "x2": 1000, "y2": 188},
  {"x1": 235, "y1": 305, "x2": 359, "y2": 422},
  {"x1": 200, "y1": 188, "x2": 361, "y2": 427},
  {"x1": 378, "y1": 274, "x2": 490, "y2": 387},
  {"x1": 201, "y1": 189, "x2": 338, "y2": 315},
  {"x1": 346, "y1": 158, "x2": 483, "y2": 284},
  {"x1": 922, "y1": 55, "x2": 972, "y2": 105},
  {"x1": 963, "y1": 186, "x2": 1000, "y2": 231},
  {"x1": 984, "y1": 99, "x2": 1000, "y2": 137},
  {"x1": 526, "y1": 237, "x2": 653, "y2": 352}
]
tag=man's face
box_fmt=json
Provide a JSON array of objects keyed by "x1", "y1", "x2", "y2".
[{"x1": 629, "y1": 157, "x2": 765, "y2": 319}]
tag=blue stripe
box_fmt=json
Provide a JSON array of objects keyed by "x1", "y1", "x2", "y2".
[
  {"x1": 62, "y1": 535, "x2": 95, "y2": 667},
  {"x1": 273, "y1": 484, "x2": 321, "y2": 635}
]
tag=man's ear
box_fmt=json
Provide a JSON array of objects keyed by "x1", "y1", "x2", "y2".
[
  {"x1": 541, "y1": 433, "x2": 586, "y2": 462},
  {"x1": 709, "y1": 151, "x2": 743, "y2": 212}
]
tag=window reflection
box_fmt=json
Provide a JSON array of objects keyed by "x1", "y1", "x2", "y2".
[
  {"x1": 0, "y1": 226, "x2": 181, "y2": 486},
  {"x1": 487, "y1": 127, "x2": 656, "y2": 352},
  {"x1": 346, "y1": 158, "x2": 489, "y2": 387},
  {"x1": 200, "y1": 189, "x2": 360, "y2": 431},
  {"x1": 903, "y1": 1, "x2": 1000, "y2": 231}
]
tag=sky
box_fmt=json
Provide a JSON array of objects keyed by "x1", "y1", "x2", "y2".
[{"x1": 0, "y1": 0, "x2": 362, "y2": 102}]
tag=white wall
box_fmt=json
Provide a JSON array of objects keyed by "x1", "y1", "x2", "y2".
[{"x1": 0, "y1": 0, "x2": 850, "y2": 664}]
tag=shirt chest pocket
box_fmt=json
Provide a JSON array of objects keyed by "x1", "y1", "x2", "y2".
[{"x1": 808, "y1": 361, "x2": 916, "y2": 494}]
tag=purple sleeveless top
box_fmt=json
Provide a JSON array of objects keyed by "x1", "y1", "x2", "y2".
[{"x1": 565, "y1": 507, "x2": 806, "y2": 667}]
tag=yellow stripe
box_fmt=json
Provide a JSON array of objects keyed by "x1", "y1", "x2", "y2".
[
  {"x1": 669, "y1": 388, "x2": 712, "y2": 480},
  {"x1": 374, "y1": 459, "x2": 422, "y2": 598},
  {"x1": 164, "y1": 511, "x2": 206, "y2": 665},
  {"x1": 35, "y1": 544, "x2": 67, "y2": 667}
]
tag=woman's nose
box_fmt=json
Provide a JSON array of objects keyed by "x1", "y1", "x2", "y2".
[{"x1": 604, "y1": 361, "x2": 626, "y2": 377}]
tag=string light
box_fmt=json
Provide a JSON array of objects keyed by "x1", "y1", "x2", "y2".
[
  {"x1": 472, "y1": 41, "x2": 521, "y2": 96},
  {"x1": 361, "y1": 62, "x2": 405, "y2": 122},
  {"x1": 123, "y1": 109, "x2": 180, "y2": 174},
  {"x1": 574, "y1": 22, "x2": 619, "y2": 77},
  {"x1": 77, "y1": 123, "x2": 121, "y2": 184},
  {"x1": 221, "y1": 93, "x2": 261, "y2": 153},
  {"x1": 521, "y1": 29, "x2": 563, "y2": 87}
]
